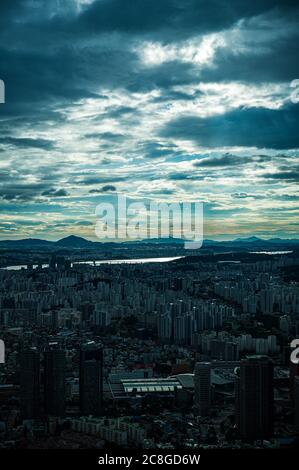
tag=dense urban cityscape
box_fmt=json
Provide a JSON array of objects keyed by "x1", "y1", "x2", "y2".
[
  {"x1": 0, "y1": 237, "x2": 298, "y2": 449},
  {"x1": 1, "y1": 0, "x2": 299, "y2": 461}
]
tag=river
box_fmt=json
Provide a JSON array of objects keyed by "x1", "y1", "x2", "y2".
[{"x1": 2, "y1": 256, "x2": 184, "y2": 270}]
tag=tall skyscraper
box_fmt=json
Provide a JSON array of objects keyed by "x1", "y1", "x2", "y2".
[
  {"x1": 237, "y1": 356, "x2": 274, "y2": 440},
  {"x1": 194, "y1": 362, "x2": 211, "y2": 417},
  {"x1": 234, "y1": 367, "x2": 241, "y2": 430},
  {"x1": 79, "y1": 341, "x2": 103, "y2": 416},
  {"x1": 44, "y1": 343, "x2": 66, "y2": 417},
  {"x1": 20, "y1": 347, "x2": 40, "y2": 419}
]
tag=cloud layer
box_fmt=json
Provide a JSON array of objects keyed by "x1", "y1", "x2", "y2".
[{"x1": 0, "y1": 0, "x2": 298, "y2": 240}]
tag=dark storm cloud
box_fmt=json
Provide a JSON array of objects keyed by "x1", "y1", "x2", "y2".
[
  {"x1": 0, "y1": 45, "x2": 113, "y2": 119},
  {"x1": 101, "y1": 185, "x2": 117, "y2": 192},
  {"x1": 0, "y1": 183, "x2": 51, "y2": 202},
  {"x1": 231, "y1": 192, "x2": 254, "y2": 199},
  {"x1": 152, "y1": 89, "x2": 203, "y2": 103},
  {"x1": 89, "y1": 185, "x2": 117, "y2": 193},
  {"x1": 262, "y1": 168, "x2": 299, "y2": 182},
  {"x1": 200, "y1": 30, "x2": 299, "y2": 83},
  {"x1": 0, "y1": 0, "x2": 298, "y2": 130},
  {"x1": 1, "y1": 0, "x2": 297, "y2": 122},
  {"x1": 0, "y1": 136, "x2": 55, "y2": 150},
  {"x1": 194, "y1": 154, "x2": 242, "y2": 167},
  {"x1": 167, "y1": 171, "x2": 211, "y2": 181},
  {"x1": 85, "y1": 132, "x2": 125, "y2": 142},
  {"x1": 76, "y1": 0, "x2": 298, "y2": 39},
  {"x1": 168, "y1": 172, "x2": 192, "y2": 181},
  {"x1": 161, "y1": 105, "x2": 299, "y2": 149},
  {"x1": 140, "y1": 142, "x2": 182, "y2": 159},
  {"x1": 74, "y1": 220, "x2": 93, "y2": 226},
  {"x1": 0, "y1": 0, "x2": 26, "y2": 25},
  {"x1": 0, "y1": 170, "x2": 14, "y2": 182},
  {"x1": 126, "y1": 61, "x2": 204, "y2": 94},
  {"x1": 193, "y1": 153, "x2": 273, "y2": 167},
  {"x1": 41, "y1": 188, "x2": 69, "y2": 197},
  {"x1": 103, "y1": 106, "x2": 137, "y2": 119}
]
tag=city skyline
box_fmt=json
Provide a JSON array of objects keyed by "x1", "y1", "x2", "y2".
[{"x1": 1, "y1": 248, "x2": 298, "y2": 449}]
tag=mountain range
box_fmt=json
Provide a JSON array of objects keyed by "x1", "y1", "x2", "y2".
[{"x1": 0, "y1": 234, "x2": 298, "y2": 250}]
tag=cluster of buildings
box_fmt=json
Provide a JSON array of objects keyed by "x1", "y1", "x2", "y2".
[{"x1": 0, "y1": 251, "x2": 298, "y2": 448}]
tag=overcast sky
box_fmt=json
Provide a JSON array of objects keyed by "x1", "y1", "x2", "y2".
[{"x1": 0, "y1": 0, "x2": 298, "y2": 240}]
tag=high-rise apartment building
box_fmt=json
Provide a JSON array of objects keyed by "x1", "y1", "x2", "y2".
[
  {"x1": 79, "y1": 341, "x2": 103, "y2": 416},
  {"x1": 237, "y1": 356, "x2": 274, "y2": 440},
  {"x1": 20, "y1": 347, "x2": 40, "y2": 419},
  {"x1": 194, "y1": 362, "x2": 211, "y2": 417},
  {"x1": 44, "y1": 343, "x2": 66, "y2": 417}
]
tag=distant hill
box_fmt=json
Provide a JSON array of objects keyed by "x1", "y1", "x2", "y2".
[
  {"x1": 234, "y1": 236, "x2": 263, "y2": 243},
  {"x1": 55, "y1": 235, "x2": 93, "y2": 248},
  {"x1": 231, "y1": 236, "x2": 299, "y2": 247},
  {"x1": 0, "y1": 238, "x2": 53, "y2": 248}
]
